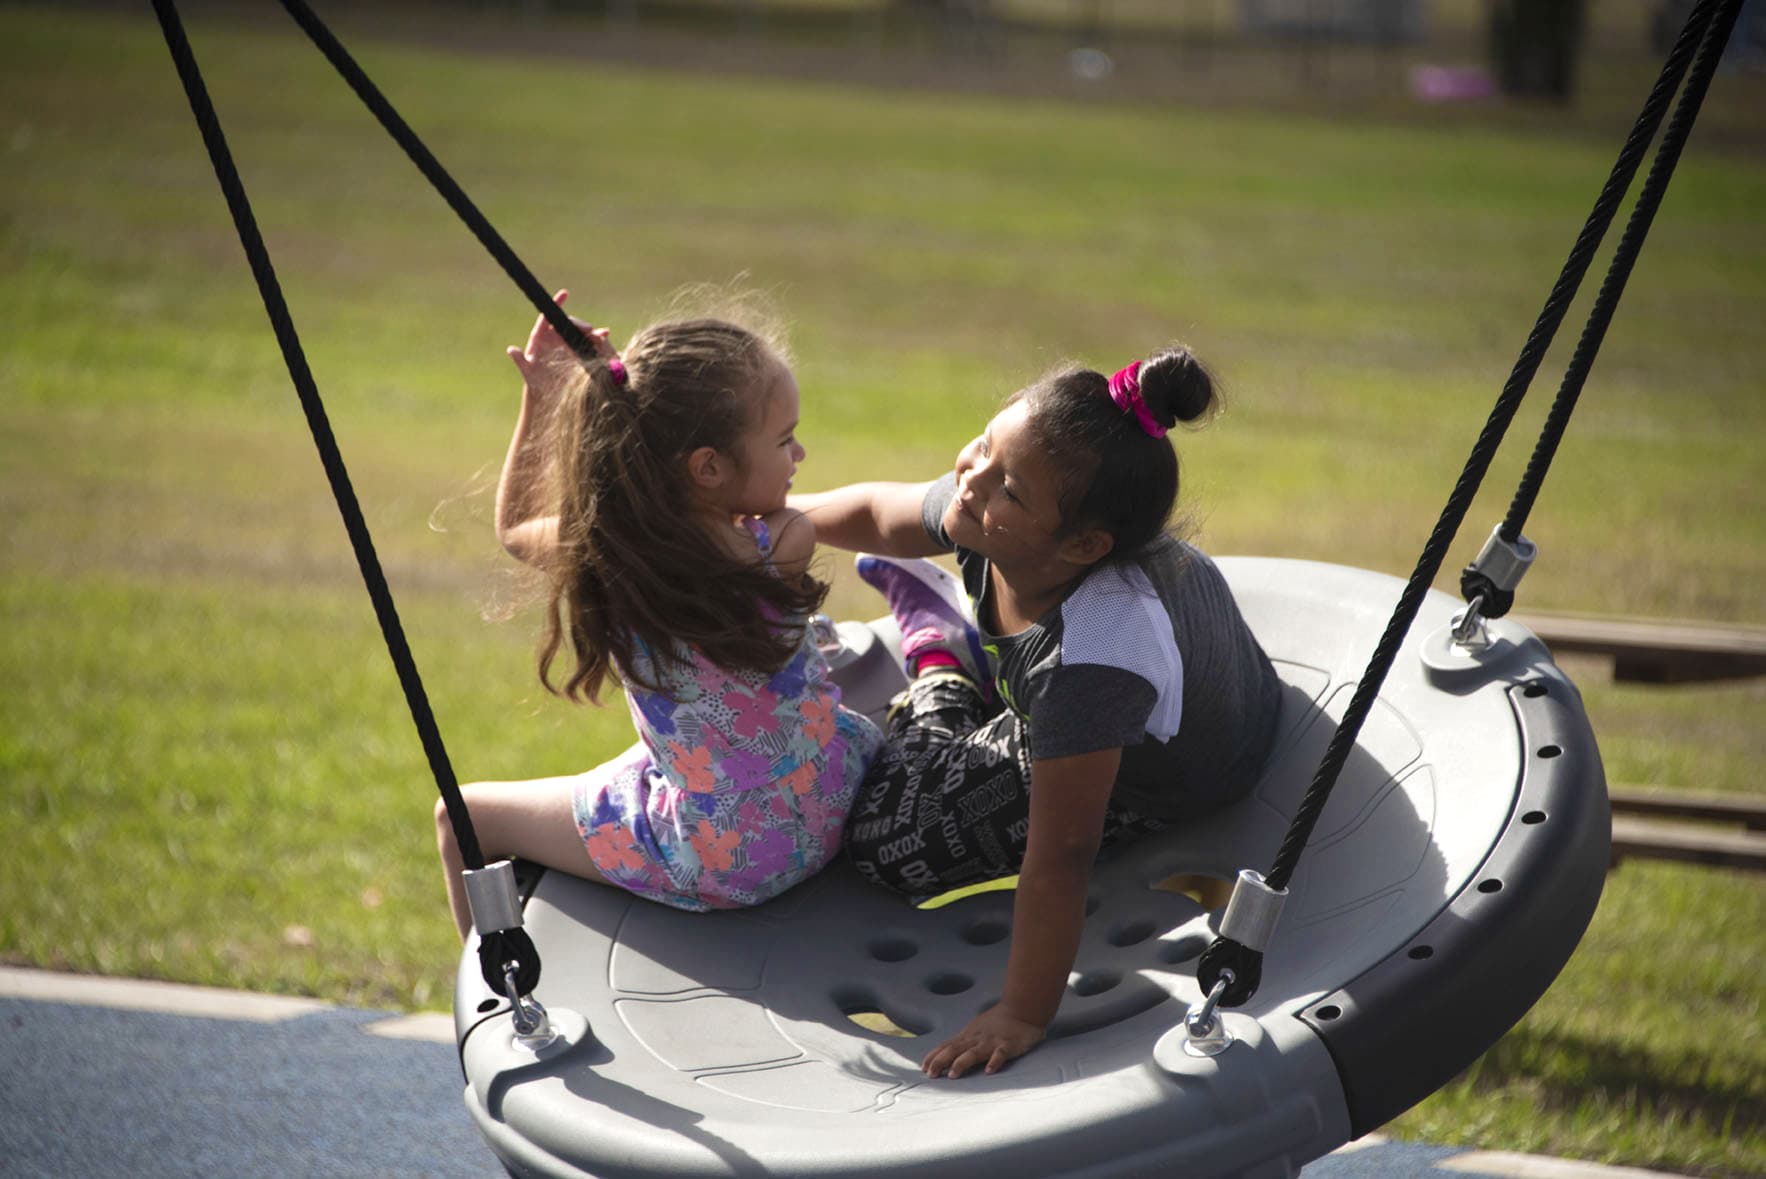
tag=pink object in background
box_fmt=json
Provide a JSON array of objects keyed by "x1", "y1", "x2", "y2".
[{"x1": 1410, "y1": 65, "x2": 1499, "y2": 102}]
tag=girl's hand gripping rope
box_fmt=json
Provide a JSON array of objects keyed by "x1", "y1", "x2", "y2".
[
  {"x1": 496, "y1": 289, "x2": 611, "y2": 565},
  {"x1": 506, "y1": 289, "x2": 617, "y2": 393}
]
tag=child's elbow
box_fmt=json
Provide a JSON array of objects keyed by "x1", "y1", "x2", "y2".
[
  {"x1": 767, "y1": 508, "x2": 817, "y2": 570},
  {"x1": 498, "y1": 517, "x2": 557, "y2": 567}
]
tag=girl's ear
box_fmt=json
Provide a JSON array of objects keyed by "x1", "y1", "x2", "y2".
[
  {"x1": 686, "y1": 445, "x2": 725, "y2": 490},
  {"x1": 1058, "y1": 527, "x2": 1115, "y2": 569}
]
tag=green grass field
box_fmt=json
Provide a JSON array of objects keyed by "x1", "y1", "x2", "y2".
[{"x1": 3, "y1": 3, "x2": 1762, "y2": 1174}]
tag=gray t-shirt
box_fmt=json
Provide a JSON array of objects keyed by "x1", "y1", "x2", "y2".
[{"x1": 922, "y1": 473, "x2": 1281, "y2": 819}]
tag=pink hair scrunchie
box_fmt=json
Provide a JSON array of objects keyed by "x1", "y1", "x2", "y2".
[
  {"x1": 606, "y1": 358, "x2": 628, "y2": 387},
  {"x1": 1107, "y1": 362, "x2": 1167, "y2": 439}
]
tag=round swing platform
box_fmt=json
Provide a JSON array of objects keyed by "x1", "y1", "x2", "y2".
[{"x1": 452, "y1": 557, "x2": 1610, "y2": 1179}]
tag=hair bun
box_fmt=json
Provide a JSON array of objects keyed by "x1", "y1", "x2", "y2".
[{"x1": 1136, "y1": 346, "x2": 1218, "y2": 428}]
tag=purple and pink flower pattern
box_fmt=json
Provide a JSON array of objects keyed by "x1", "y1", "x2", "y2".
[{"x1": 572, "y1": 519, "x2": 883, "y2": 912}]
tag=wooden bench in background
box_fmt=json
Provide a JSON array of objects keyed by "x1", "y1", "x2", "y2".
[
  {"x1": 1514, "y1": 611, "x2": 1766, "y2": 684},
  {"x1": 1608, "y1": 787, "x2": 1766, "y2": 873},
  {"x1": 1503, "y1": 612, "x2": 1765, "y2": 871}
]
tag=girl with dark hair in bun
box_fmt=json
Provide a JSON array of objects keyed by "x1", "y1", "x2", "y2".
[{"x1": 792, "y1": 345, "x2": 1282, "y2": 1080}]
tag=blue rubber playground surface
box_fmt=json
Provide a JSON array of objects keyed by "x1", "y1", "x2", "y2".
[
  {"x1": 0, "y1": 977, "x2": 496, "y2": 1178},
  {"x1": 0, "y1": 968, "x2": 1679, "y2": 1179}
]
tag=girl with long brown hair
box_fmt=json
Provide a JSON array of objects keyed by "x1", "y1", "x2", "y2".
[{"x1": 436, "y1": 292, "x2": 882, "y2": 934}]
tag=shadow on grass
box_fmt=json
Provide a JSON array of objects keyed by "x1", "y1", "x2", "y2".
[{"x1": 1447, "y1": 1023, "x2": 1764, "y2": 1140}]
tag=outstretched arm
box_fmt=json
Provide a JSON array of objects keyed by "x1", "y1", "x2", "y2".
[
  {"x1": 788, "y1": 481, "x2": 945, "y2": 558},
  {"x1": 495, "y1": 290, "x2": 615, "y2": 564},
  {"x1": 920, "y1": 746, "x2": 1121, "y2": 1078}
]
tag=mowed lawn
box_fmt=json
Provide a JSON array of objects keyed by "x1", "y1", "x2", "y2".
[{"x1": 2, "y1": 4, "x2": 1761, "y2": 1174}]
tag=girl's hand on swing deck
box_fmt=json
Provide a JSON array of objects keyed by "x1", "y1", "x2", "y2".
[
  {"x1": 919, "y1": 749, "x2": 1119, "y2": 1080},
  {"x1": 922, "y1": 1004, "x2": 1047, "y2": 1079}
]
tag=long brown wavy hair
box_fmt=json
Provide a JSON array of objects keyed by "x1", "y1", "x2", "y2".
[{"x1": 535, "y1": 317, "x2": 828, "y2": 704}]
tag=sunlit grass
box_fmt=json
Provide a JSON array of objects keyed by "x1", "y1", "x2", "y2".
[{"x1": 1, "y1": 4, "x2": 1761, "y2": 1174}]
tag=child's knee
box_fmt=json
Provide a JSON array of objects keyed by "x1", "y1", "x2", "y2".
[
  {"x1": 434, "y1": 796, "x2": 457, "y2": 852},
  {"x1": 844, "y1": 799, "x2": 894, "y2": 864},
  {"x1": 845, "y1": 819, "x2": 887, "y2": 882},
  {"x1": 846, "y1": 820, "x2": 930, "y2": 897}
]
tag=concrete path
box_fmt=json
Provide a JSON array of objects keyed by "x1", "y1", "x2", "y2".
[{"x1": 0, "y1": 968, "x2": 1688, "y2": 1179}]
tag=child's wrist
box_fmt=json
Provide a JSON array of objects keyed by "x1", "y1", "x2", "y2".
[{"x1": 995, "y1": 991, "x2": 1056, "y2": 1030}]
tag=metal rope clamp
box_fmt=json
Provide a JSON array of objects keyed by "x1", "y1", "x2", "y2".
[
  {"x1": 1180, "y1": 870, "x2": 1288, "y2": 1057},
  {"x1": 1422, "y1": 525, "x2": 1536, "y2": 683},
  {"x1": 464, "y1": 860, "x2": 560, "y2": 1049}
]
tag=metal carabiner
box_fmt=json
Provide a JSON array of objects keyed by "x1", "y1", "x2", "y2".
[
  {"x1": 1182, "y1": 969, "x2": 1236, "y2": 1057},
  {"x1": 1451, "y1": 592, "x2": 1492, "y2": 650},
  {"x1": 503, "y1": 960, "x2": 556, "y2": 1047}
]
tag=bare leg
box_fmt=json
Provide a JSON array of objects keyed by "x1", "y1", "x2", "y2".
[{"x1": 435, "y1": 775, "x2": 614, "y2": 942}]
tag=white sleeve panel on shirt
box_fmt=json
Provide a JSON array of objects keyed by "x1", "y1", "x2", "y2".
[{"x1": 1058, "y1": 563, "x2": 1185, "y2": 743}]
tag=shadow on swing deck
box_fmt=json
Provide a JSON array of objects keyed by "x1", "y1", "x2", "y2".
[{"x1": 452, "y1": 558, "x2": 1611, "y2": 1179}]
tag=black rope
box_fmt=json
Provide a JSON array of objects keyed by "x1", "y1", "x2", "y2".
[
  {"x1": 254, "y1": 0, "x2": 614, "y2": 997},
  {"x1": 1201, "y1": 0, "x2": 1736, "y2": 1007},
  {"x1": 273, "y1": 0, "x2": 597, "y2": 365},
  {"x1": 1492, "y1": 0, "x2": 1745, "y2": 558},
  {"x1": 150, "y1": 0, "x2": 482, "y2": 868},
  {"x1": 1461, "y1": 0, "x2": 1727, "y2": 617},
  {"x1": 151, "y1": 0, "x2": 544, "y2": 996}
]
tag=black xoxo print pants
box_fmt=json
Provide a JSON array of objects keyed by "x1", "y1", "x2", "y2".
[{"x1": 845, "y1": 673, "x2": 1166, "y2": 902}]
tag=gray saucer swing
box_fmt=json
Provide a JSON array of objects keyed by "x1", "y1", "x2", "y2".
[
  {"x1": 452, "y1": 565, "x2": 1606, "y2": 1179},
  {"x1": 151, "y1": 0, "x2": 1745, "y2": 1174}
]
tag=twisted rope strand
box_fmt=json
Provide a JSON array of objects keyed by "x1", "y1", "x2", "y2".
[
  {"x1": 1200, "y1": 0, "x2": 1732, "y2": 1005},
  {"x1": 275, "y1": 0, "x2": 597, "y2": 363},
  {"x1": 150, "y1": 0, "x2": 483, "y2": 872},
  {"x1": 1499, "y1": 0, "x2": 1746, "y2": 544},
  {"x1": 1264, "y1": 0, "x2": 1727, "y2": 897}
]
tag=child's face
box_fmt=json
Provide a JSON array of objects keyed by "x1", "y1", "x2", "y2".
[
  {"x1": 724, "y1": 361, "x2": 805, "y2": 517},
  {"x1": 943, "y1": 400, "x2": 1073, "y2": 567}
]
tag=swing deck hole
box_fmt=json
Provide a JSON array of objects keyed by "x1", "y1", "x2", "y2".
[
  {"x1": 1070, "y1": 971, "x2": 1121, "y2": 997},
  {"x1": 1157, "y1": 933, "x2": 1210, "y2": 965},
  {"x1": 868, "y1": 937, "x2": 918, "y2": 963},
  {"x1": 834, "y1": 987, "x2": 925, "y2": 1038},
  {"x1": 1150, "y1": 872, "x2": 1234, "y2": 910},
  {"x1": 963, "y1": 919, "x2": 1009, "y2": 946},
  {"x1": 1108, "y1": 919, "x2": 1157, "y2": 947},
  {"x1": 925, "y1": 972, "x2": 974, "y2": 996}
]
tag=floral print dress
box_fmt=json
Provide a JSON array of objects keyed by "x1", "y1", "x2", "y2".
[{"x1": 572, "y1": 518, "x2": 884, "y2": 911}]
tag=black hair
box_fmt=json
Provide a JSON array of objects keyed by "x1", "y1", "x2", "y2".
[{"x1": 1010, "y1": 345, "x2": 1219, "y2": 557}]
